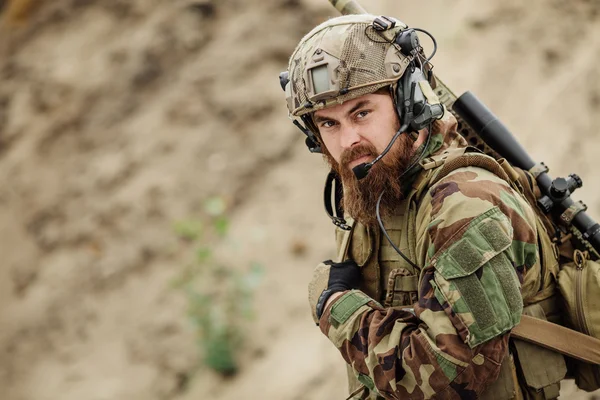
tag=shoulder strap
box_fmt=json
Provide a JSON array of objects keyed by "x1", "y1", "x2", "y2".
[
  {"x1": 408, "y1": 150, "x2": 512, "y2": 218},
  {"x1": 419, "y1": 146, "x2": 468, "y2": 170},
  {"x1": 429, "y1": 151, "x2": 511, "y2": 187}
]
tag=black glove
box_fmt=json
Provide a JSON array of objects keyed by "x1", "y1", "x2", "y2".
[{"x1": 308, "y1": 259, "x2": 361, "y2": 323}]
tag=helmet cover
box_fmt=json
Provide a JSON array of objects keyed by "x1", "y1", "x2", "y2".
[{"x1": 285, "y1": 14, "x2": 413, "y2": 117}]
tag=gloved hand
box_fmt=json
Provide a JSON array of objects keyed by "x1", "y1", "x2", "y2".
[{"x1": 308, "y1": 259, "x2": 361, "y2": 324}]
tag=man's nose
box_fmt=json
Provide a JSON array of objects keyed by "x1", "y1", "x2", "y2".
[{"x1": 340, "y1": 125, "x2": 362, "y2": 150}]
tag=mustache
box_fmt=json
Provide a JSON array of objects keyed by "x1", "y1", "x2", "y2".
[{"x1": 339, "y1": 144, "x2": 378, "y2": 170}]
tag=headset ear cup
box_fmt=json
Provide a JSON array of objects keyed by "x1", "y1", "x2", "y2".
[
  {"x1": 395, "y1": 63, "x2": 443, "y2": 131},
  {"x1": 394, "y1": 82, "x2": 405, "y2": 122},
  {"x1": 396, "y1": 64, "x2": 419, "y2": 126},
  {"x1": 413, "y1": 101, "x2": 424, "y2": 116},
  {"x1": 394, "y1": 65, "x2": 412, "y2": 125}
]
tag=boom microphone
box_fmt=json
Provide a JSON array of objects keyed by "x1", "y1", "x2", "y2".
[
  {"x1": 352, "y1": 123, "x2": 409, "y2": 180},
  {"x1": 352, "y1": 163, "x2": 372, "y2": 180}
]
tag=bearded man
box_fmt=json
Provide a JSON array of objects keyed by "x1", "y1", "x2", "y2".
[{"x1": 281, "y1": 13, "x2": 565, "y2": 400}]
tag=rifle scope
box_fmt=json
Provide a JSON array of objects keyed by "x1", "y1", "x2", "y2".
[{"x1": 453, "y1": 92, "x2": 600, "y2": 254}]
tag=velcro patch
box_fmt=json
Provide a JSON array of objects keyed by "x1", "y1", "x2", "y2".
[
  {"x1": 433, "y1": 207, "x2": 513, "y2": 279},
  {"x1": 432, "y1": 207, "x2": 522, "y2": 347},
  {"x1": 330, "y1": 290, "x2": 371, "y2": 328}
]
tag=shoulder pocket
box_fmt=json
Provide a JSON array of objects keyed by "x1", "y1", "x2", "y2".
[{"x1": 430, "y1": 207, "x2": 523, "y2": 348}]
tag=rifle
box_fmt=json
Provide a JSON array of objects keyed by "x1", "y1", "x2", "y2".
[{"x1": 328, "y1": 0, "x2": 600, "y2": 257}]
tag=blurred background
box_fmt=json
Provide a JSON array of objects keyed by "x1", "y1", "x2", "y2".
[{"x1": 1, "y1": 0, "x2": 600, "y2": 399}]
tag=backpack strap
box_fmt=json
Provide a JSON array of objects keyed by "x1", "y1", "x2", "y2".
[
  {"x1": 409, "y1": 147, "x2": 466, "y2": 201},
  {"x1": 419, "y1": 146, "x2": 468, "y2": 170},
  {"x1": 429, "y1": 151, "x2": 511, "y2": 188}
]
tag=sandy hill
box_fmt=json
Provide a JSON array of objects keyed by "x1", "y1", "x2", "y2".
[{"x1": 1, "y1": 0, "x2": 599, "y2": 399}]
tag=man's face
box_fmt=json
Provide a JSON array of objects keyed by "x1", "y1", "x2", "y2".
[
  {"x1": 313, "y1": 92, "x2": 400, "y2": 171},
  {"x1": 313, "y1": 91, "x2": 418, "y2": 227}
]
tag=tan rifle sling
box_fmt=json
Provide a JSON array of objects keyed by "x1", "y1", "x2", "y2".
[{"x1": 512, "y1": 315, "x2": 600, "y2": 365}]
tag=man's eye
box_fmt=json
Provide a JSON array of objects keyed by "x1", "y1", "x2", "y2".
[
  {"x1": 321, "y1": 121, "x2": 335, "y2": 128},
  {"x1": 356, "y1": 110, "x2": 370, "y2": 119}
]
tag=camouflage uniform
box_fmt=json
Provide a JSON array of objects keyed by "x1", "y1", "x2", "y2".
[
  {"x1": 281, "y1": 13, "x2": 553, "y2": 399},
  {"x1": 315, "y1": 111, "x2": 538, "y2": 399}
]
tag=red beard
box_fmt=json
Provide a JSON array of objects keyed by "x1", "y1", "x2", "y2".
[{"x1": 323, "y1": 133, "x2": 416, "y2": 228}]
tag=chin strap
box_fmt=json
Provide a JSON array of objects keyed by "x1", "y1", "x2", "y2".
[{"x1": 324, "y1": 170, "x2": 351, "y2": 230}]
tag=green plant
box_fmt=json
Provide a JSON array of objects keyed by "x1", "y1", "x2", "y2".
[{"x1": 173, "y1": 197, "x2": 263, "y2": 376}]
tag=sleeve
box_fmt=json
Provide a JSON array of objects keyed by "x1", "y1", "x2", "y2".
[{"x1": 318, "y1": 166, "x2": 538, "y2": 399}]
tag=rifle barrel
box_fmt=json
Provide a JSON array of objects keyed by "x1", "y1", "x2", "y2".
[{"x1": 328, "y1": 0, "x2": 367, "y2": 15}]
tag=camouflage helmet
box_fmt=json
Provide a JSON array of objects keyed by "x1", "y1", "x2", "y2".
[{"x1": 285, "y1": 14, "x2": 414, "y2": 117}]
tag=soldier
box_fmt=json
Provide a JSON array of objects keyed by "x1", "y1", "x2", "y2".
[{"x1": 281, "y1": 14, "x2": 566, "y2": 399}]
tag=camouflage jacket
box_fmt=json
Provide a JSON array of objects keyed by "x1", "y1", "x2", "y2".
[{"x1": 317, "y1": 112, "x2": 539, "y2": 399}]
